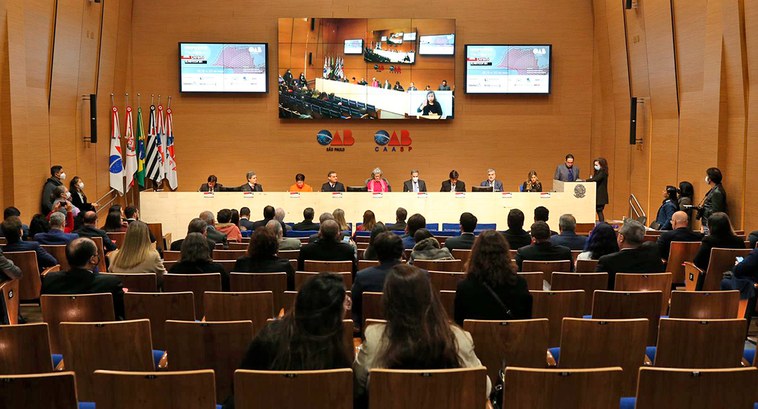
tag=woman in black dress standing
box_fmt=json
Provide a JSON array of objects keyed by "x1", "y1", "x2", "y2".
[{"x1": 588, "y1": 157, "x2": 609, "y2": 222}]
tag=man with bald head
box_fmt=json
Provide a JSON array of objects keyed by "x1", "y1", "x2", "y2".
[
  {"x1": 297, "y1": 219, "x2": 356, "y2": 272},
  {"x1": 657, "y1": 210, "x2": 704, "y2": 260},
  {"x1": 75, "y1": 211, "x2": 117, "y2": 252},
  {"x1": 266, "y1": 220, "x2": 300, "y2": 250}
]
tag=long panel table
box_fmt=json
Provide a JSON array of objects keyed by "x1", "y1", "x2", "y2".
[{"x1": 140, "y1": 182, "x2": 595, "y2": 241}]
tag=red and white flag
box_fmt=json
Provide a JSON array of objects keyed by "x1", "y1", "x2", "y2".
[
  {"x1": 124, "y1": 105, "x2": 137, "y2": 192},
  {"x1": 109, "y1": 106, "x2": 124, "y2": 195},
  {"x1": 165, "y1": 107, "x2": 178, "y2": 190}
]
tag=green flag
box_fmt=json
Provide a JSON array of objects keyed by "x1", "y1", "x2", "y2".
[{"x1": 136, "y1": 106, "x2": 146, "y2": 187}]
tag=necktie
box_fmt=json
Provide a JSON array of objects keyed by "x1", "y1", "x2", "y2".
[
  {"x1": 568, "y1": 168, "x2": 574, "y2": 182},
  {"x1": 413, "y1": 182, "x2": 419, "y2": 193}
]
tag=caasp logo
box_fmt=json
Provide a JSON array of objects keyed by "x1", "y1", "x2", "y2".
[
  {"x1": 316, "y1": 130, "x2": 355, "y2": 152},
  {"x1": 374, "y1": 130, "x2": 412, "y2": 152}
]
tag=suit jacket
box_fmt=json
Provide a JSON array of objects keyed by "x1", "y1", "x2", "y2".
[
  {"x1": 402, "y1": 179, "x2": 427, "y2": 192},
  {"x1": 503, "y1": 229, "x2": 532, "y2": 251},
  {"x1": 385, "y1": 221, "x2": 407, "y2": 231},
  {"x1": 444, "y1": 233, "x2": 476, "y2": 250},
  {"x1": 292, "y1": 220, "x2": 320, "y2": 231},
  {"x1": 596, "y1": 243, "x2": 665, "y2": 289},
  {"x1": 702, "y1": 184, "x2": 727, "y2": 221},
  {"x1": 41, "y1": 177, "x2": 63, "y2": 214},
  {"x1": 351, "y1": 260, "x2": 401, "y2": 326},
  {"x1": 199, "y1": 183, "x2": 224, "y2": 192},
  {"x1": 239, "y1": 218, "x2": 254, "y2": 232},
  {"x1": 0, "y1": 248, "x2": 22, "y2": 280},
  {"x1": 657, "y1": 227, "x2": 704, "y2": 259},
  {"x1": 170, "y1": 237, "x2": 216, "y2": 253},
  {"x1": 454, "y1": 275, "x2": 532, "y2": 325},
  {"x1": 251, "y1": 218, "x2": 287, "y2": 233},
  {"x1": 479, "y1": 180, "x2": 504, "y2": 192},
  {"x1": 587, "y1": 170, "x2": 608, "y2": 205},
  {"x1": 70, "y1": 190, "x2": 95, "y2": 213},
  {"x1": 239, "y1": 183, "x2": 263, "y2": 192},
  {"x1": 2, "y1": 241, "x2": 58, "y2": 270},
  {"x1": 33, "y1": 230, "x2": 79, "y2": 245},
  {"x1": 440, "y1": 180, "x2": 466, "y2": 192},
  {"x1": 733, "y1": 248, "x2": 758, "y2": 282},
  {"x1": 553, "y1": 164, "x2": 580, "y2": 182},
  {"x1": 234, "y1": 256, "x2": 296, "y2": 290},
  {"x1": 279, "y1": 238, "x2": 301, "y2": 250},
  {"x1": 298, "y1": 239, "x2": 356, "y2": 272},
  {"x1": 549, "y1": 231, "x2": 587, "y2": 251},
  {"x1": 76, "y1": 225, "x2": 118, "y2": 252},
  {"x1": 42, "y1": 267, "x2": 124, "y2": 319},
  {"x1": 515, "y1": 241, "x2": 572, "y2": 271},
  {"x1": 205, "y1": 227, "x2": 229, "y2": 249},
  {"x1": 320, "y1": 182, "x2": 346, "y2": 192}
]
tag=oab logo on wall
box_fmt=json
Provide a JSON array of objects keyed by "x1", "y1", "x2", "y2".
[
  {"x1": 316, "y1": 130, "x2": 355, "y2": 152},
  {"x1": 374, "y1": 130, "x2": 412, "y2": 152}
]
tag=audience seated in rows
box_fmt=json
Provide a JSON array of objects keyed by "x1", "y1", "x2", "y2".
[
  {"x1": 575, "y1": 222, "x2": 619, "y2": 263},
  {"x1": 549, "y1": 214, "x2": 587, "y2": 250},
  {"x1": 33, "y1": 212, "x2": 78, "y2": 245},
  {"x1": 238, "y1": 207, "x2": 254, "y2": 231},
  {"x1": 533, "y1": 206, "x2": 558, "y2": 236},
  {"x1": 42, "y1": 237, "x2": 124, "y2": 318},
  {"x1": 199, "y1": 211, "x2": 229, "y2": 249},
  {"x1": 170, "y1": 218, "x2": 216, "y2": 252},
  {"x1": 444, "y1": 212, "x2": 477, "y2": 251},
  {"x1": 298, "y1": 220, "x2": 357, "y2": 273},
  {"x1": 693, "y1": 212, "x2": 746, "y2": 271},
  {"x1": 515, "y1": 221, "x2": 572, "y2": 271},
  {"x1": 385, "y1": 207, "x2": 407, "y2": 231},
  {"x1": 408, "y1": 229, "x2": 454, "y2": 264},
  {"x1": 596, "y1": 219, "x2": 664, "y2": 289},
  {"x1": 266, "y1": 220, "x2": 300, "y2": 250},
  {"x1": 351, "y1": 232, "x2": 404, "y2": 328},
  {"x1": 455, "y1": 230, "x2": 532, "y2": 324},
  {"x1": 215, "y1": 209, "x2": 242, "y2": 242},
  {"x1": 362, "y1": 223, "x2": 388, "y2": 261},
  {"x1": 402, "y1": 213, "x2": 427, "y2": 249},
  {"x1": 75, "y1": 211, "x2": 118, "y2": 253},
  {"x1": 1, "y1": 216, "x2": 58, "y2": 271},
  {"x1": 234, "y1": 227, "x2": 296, "y2": 291},
  {"x1": 108, "y1": 221, "x2": 166, "y2": 284},
  {"x1": 656, "y1": 211, "x2": 703, "y2": 260},
  {"x1": 502, "y1": 209, "x2": 531, "y2": 250},
  {"x1": 169, "y1": 232, "x2": 228, "y2": 291},
  {"x1": 291, "y1": 207, "x2": 319, "y2": 231}
]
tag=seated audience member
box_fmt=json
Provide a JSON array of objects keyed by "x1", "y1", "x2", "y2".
[
  {"x1": 721, "y1": 247, "x2": 758, "y2": 298},
  {"x1": 502, "y1": 209, "x2": 532, "y2": 250},
  {"x1": 266, "y1": 220, "x2": 300, "y2": 250},
  {"x1": 366, "y1": 167, "x2": 391, "y2": 192},
  {"x1": 657, "y1": 211, "x2": 703, "y2": 260},
  {"x1": 238, "y1": 207, "x2": 254, "y2": 231},
  {"x1": 170, "y1": 218, "x2": 216, "y2": 253},
  {"x1": 199, "y1": 175, "x2": 223, "y2": 192},
  {"x1": 108, "y1": 221, "x2": 166, "y2": 283},
  {"x1": 69, "y1": 176, "x2": 97, "y2": 213},
  {"x1": 41, "y1": 165, "x2": 65, "y2": 214},
  {"x1": 403, "y1": 170, "x2": 427, "y2": 193},
  {"x1": 230, "y1": 209, "x2": 240, "y2": 227},
  {"x1": 750, "y1": 230, "x2": 758, "y2": 249},
  {"x1": 252, "y1": 205, "x2": 281, "y2": 231},
  {"x1": 234, "y1": 227, "x2": 296, "y2": 290},
  {"x1": 240, "y1": 170, "x2": 263, "y2": 192},
  {"x1": 41, "y1": 238, "x2": 124, "y2": 318},
  {"x1": 307, "y1": 212, "x2": 338, "y2": 243},
  {"x1": 289, "y1": 173, "x2": 313, "y2": 193},
  {"x1": 352, "y1": 232, "x2": 403, "y2": 327},
  {"x1": 103, "y1": 210, "x2": 127, "y2": 232},
  {"x1": 575, "y1": 222, "x2": 619, "y2": 262},
  {"x1": 332, "y1": 209, "x2": 350, "y2": 232},
  {"x1": 34, "y1": 212, "x2": 78, "y2": 244},
  {"x1": 274, "y1": 208, "x2": 291, "y2": 233},
  {"x1": 225, "y1": 274, "x2": 350, "y2": 407},
  {"x1": 385, "y1": 207, "x2": 408, "y2": 231},
  {"x1": 402, "y1": 213, "x2": 427, "y2": 249},
  {"x1": 355, "y1": 210, "x2": 377, "y2": 234},
  {"x1": 49, "y1": 186, "x2": 76, "y2": 231},
  {"x1": 3, "y1": 207, "x2": 30, "y2": 239},
  {"x1": 515, "y1": 221, "x2": 572, "y2": 271},
  {"x1": 533, "y1": 206, "x2": 558, "y2": 236},
  {"x1": 354, "y1": 264, "x2": 490, "y2": 402},
  {"x1": 124, "y1": 206, "x2": 156, "y2": 243},
  {"x1": 693, "y1": 212, "x2": 745, "y2": 271},
  {"x1": 0, "y1": 247, "x2": 22, "y2": 280},
  {"x1": 292, "y1": 207, "x2": 319, "y2": 231},
  {"x1": 362, "y1": 223, "x2": 389, "y2": 260},
  {"x1": 1, "y1": 216, "x2": 58, "y2": 270},
  {"x1": 28, "y1": 214, "x2": 50, "y2": 239},
  {"x1": 549, "y1": 214, "x2": 587, "y2": 250},
  {"x1": 297, "y1": 220, "x2": 356, "y2": 273},
  {"x1": 522, "y1": 170, "x2": 543, "y2": 192},
  {"x1": 479, "y1": 168, "x2": 504, "y2": 192},
  {"x1": 596, "y1": 219, "x2": 664, "y2": 289},
  {"x1": 444, "y1": 212, "x2": 478, "y2": 251},
  {"x1": 320, "y1": 171, "x2": 346, "y2": 192},
  {"x1": 455, "y1": 230, "x2": 532, "y2": 325},
  {"x1": 75, "y1": 211, "x2": 118, "y2": 253},
  {"x1": 440, "y1": 170, "x2": 466, "y2": 192},
  {"x1": 199, "y1": 211, "x2": 228, "y2": 249},
  {"x1": 168, "y1": 232, "x2": 228, "y2": 291},
  {"x1": 215, "y1": 209, "x2": 242, "y2": 242},
  {"x1": 652, "y1": 186, "x2": 679, "y2": 230},
  {"x1": 409, "y1": 229, "x2": 454, "y2": 264}
]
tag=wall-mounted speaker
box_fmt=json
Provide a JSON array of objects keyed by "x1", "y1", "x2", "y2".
[
  {"x1": 310, "y1": 18, "x2": 315, "y2": 31},
  {"x1": 308, "y1": 52, "x2": 312, "y2": 65},
  {"x1": 629, "y1": 96, "x2": 637, "y2": 145},
  {"x1": 89, "y1": 94, "x2": 97, "y2": 143}
]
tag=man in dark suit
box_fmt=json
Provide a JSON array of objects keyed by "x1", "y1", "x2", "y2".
[
  {"x1": 402, "y1": 213, "x2": 427, "y2": 249},
  {"x1": 292, "y1": 207, "x2": 320, "y2": 231},
  {"x1": 479, "y1": 168, "x2": 504, "y2": 192},
  {"x1": 170, "y1": 218, "x2": 216, "y2": 253},
  {"x1": 503, "y1": 209, "x2": 532, "y2": 250},
  {"x1": 239, "y1": 171, "x2": 263, "y2": 192},
  {"x1": 2, "y1": 216, "x2": 58, "y2": 271},
  {"x1": 440, "y1": 170, "x2": 466, "y2": 192},
  {"x1": 198, "y1": 211, "x2": 228, "y2": 249},
  {"x1": 238, "y1": 207, "x2": 254, "y2": 232},
  {"x1": 199, "y1": 175, "x2": 223, "y2": 192},
  {"x1": 298, "y1": 220, "x2": 356, "y2": 272},
  {"x1": 445, "y1": 212, "x2": 478, "y2": 251},
  {"x1": 402, "y1": 170, "x2": 427, "y2": 192},
  {"x1": 351, "y1": 232, "x2": 403, "y2": 328},
  {"x1": 657, "y1": 211, "x2": 703, "y2": 260},
  {"x1": 515, "y1": 221, "x2": 572, "y2": 271},
  {"x1": 251, "y1": 205, "x2": 286, "y2": 232},
  {"x1": 320, "y1": 171, "x2": 346, "y2": 192},
  {"x1": 597, "y1": 219, "x2": 665, "y2": 289},
  {"x1": 385, "y1": 207, "x2": 408, "y2": 231},
  {"x1": 75, "y1": 211, "x2": 117, "y2": 253},
  {"x1": 34, "y1": 212, "x2": 78, "y2": 245},
  {"x1": 554, "y1": 153, "x2": 580, "y2": 182},
  {"x1": 533, "y1": 206, "x2": 558, "y2": 236},
  {"x1": 41, "y1": 237, "x2": 124, "y2": 319},
  {"x1": 550, "y1": 214, "x2": 588, "y2": 250}
]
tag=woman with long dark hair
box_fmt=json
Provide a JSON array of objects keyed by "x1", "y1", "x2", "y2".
[
  {"x1": 454, "y1": 230, "x2": 532, "y2": 324},
  {"x1": 693, "y1": 212, "x2": 745, "y2": 270},
  {"x1": 69, "y1": 176, "x2": 96, "y2": 213},
  {"x1": 576, "y1": 222, "x2": 619, "y2": 262},
  {"x1": 234, "y1": 227, "x2": 295, "y2": 290},
  {"x1": 168, "y1": 232, "x2": 228, "y2": 290},
  {"x1": 587, "y1": 157, "x2": 609, "y2": 221},
  {"x1": 354, "y1": 264, "x2": 489, "y2": 399},
  {"x1": 653, "y1": 186, "x2": 679, "y2": 230},
  {"x1": 103, "y1": 210, "x2": 127, "y2": 232},
  {"x1": 677, "y1": 181, "x2": 695, "y2": 227}
]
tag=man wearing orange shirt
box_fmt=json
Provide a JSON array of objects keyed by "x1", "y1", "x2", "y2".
[{"x1": 289, "y1": 173, "x2": 313, "y2": 192}]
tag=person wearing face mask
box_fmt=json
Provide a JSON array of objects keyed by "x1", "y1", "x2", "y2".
[
  {"x1": 69, "y1": 176, "x2": 97, "y2": 213},
  {"x1": 696, "y1": 167, "x2": 727, "y2": 228},
  {"x1": 49, "y1": 185, "x2": 77, "y2": 233},
  {"x1": 554, "y1": 154, "x2": 580, "y2": 182},
  {"x1": 41, "y1": 165, "x2": 66, "y2": 214},
  {"x1": 402, "y1": 169, "x2": 427, "y2": 192},
  {"x1": 587, "y1": 157, "x2": 609, "y2": 222}
]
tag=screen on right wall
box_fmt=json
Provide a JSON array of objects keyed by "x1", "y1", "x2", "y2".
[{"x1": 465, "y1": 44, "x2": 551, "y2": 94}]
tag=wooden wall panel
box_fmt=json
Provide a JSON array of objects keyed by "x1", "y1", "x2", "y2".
[
  {"x1": 745, "y1": 0, "x2": 758, "y2": 229},
  {"x1": 0, "y1": 0, "x2": 9, "y2": 207}
]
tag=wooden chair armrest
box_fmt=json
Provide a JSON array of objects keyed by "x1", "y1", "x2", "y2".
[
  {"x1": 546, "y1": 350, "x2": 557, "y2": 367},
  {"x1": 644, "y1": 355, "x2": 653, "y2": 366},
  {"x1": 158, "y1": 352, "x2": 168, "y2": 369},
  {"x1": 682, "y1": 262, "x2": 703, "y2": 291},
  {"x1": 41, "y1": 265, "x2": 61, "y2": 276}
]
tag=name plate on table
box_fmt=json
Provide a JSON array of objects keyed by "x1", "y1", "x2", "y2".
[
  {"x1": 501, "y1": 192, "x2": 513, "y2": 199},
  {"x1": 417, "y1": 193, "x2": 428, "y2": 198},
  {"x1": 289, "y1": 192, "x2": 301, "y2": 199},
  {"x1": 372, "y1": 193, "x2": 383, "y2": 199},
  {"x1": 455, "y1": 192, "x2": 466, "y2": 198},
  {"x1": 540, "y1": 193, "x2": 552, "y2": 199},
  {"x1": 243, "y1": 192, "x2": 255, "y2": 199},
  {"x1": 203, "y1": 192, "x2": 214, "y2": 199},
  {"x1": 331, "y1": 192, "x2": 343, "y2": 198}
]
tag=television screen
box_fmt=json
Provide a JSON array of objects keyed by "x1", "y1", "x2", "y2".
[
  {"x1": 179, "y1": 43, "x2": 268, "y2": 93},
  {"x1": 344, "y1": 39, "x2": 364, "y2": 55},
  {"x1": 464, "y1": 44, "x2": 551, "y2": 94},
  {"x1": 418, "y1": 34, "x2": 455, "y2": 55},
  {"x1": 278, "y1": 18, "x2": 456, "y2": 120}
]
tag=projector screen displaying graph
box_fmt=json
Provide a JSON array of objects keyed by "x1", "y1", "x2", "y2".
[
  {"x1": 179, "y1": 42, "x2": 268, "y2": 93},
  {"x1": 464, "y1": 44, "x2": 552, "y2": 94},
  {"x1": 278, "y1": 18, "x2": 456, "y2": 120}
]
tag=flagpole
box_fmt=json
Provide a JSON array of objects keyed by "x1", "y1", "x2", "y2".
[{"x1": 167, "y1": 95, "x2": 172, "y2": 109}]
